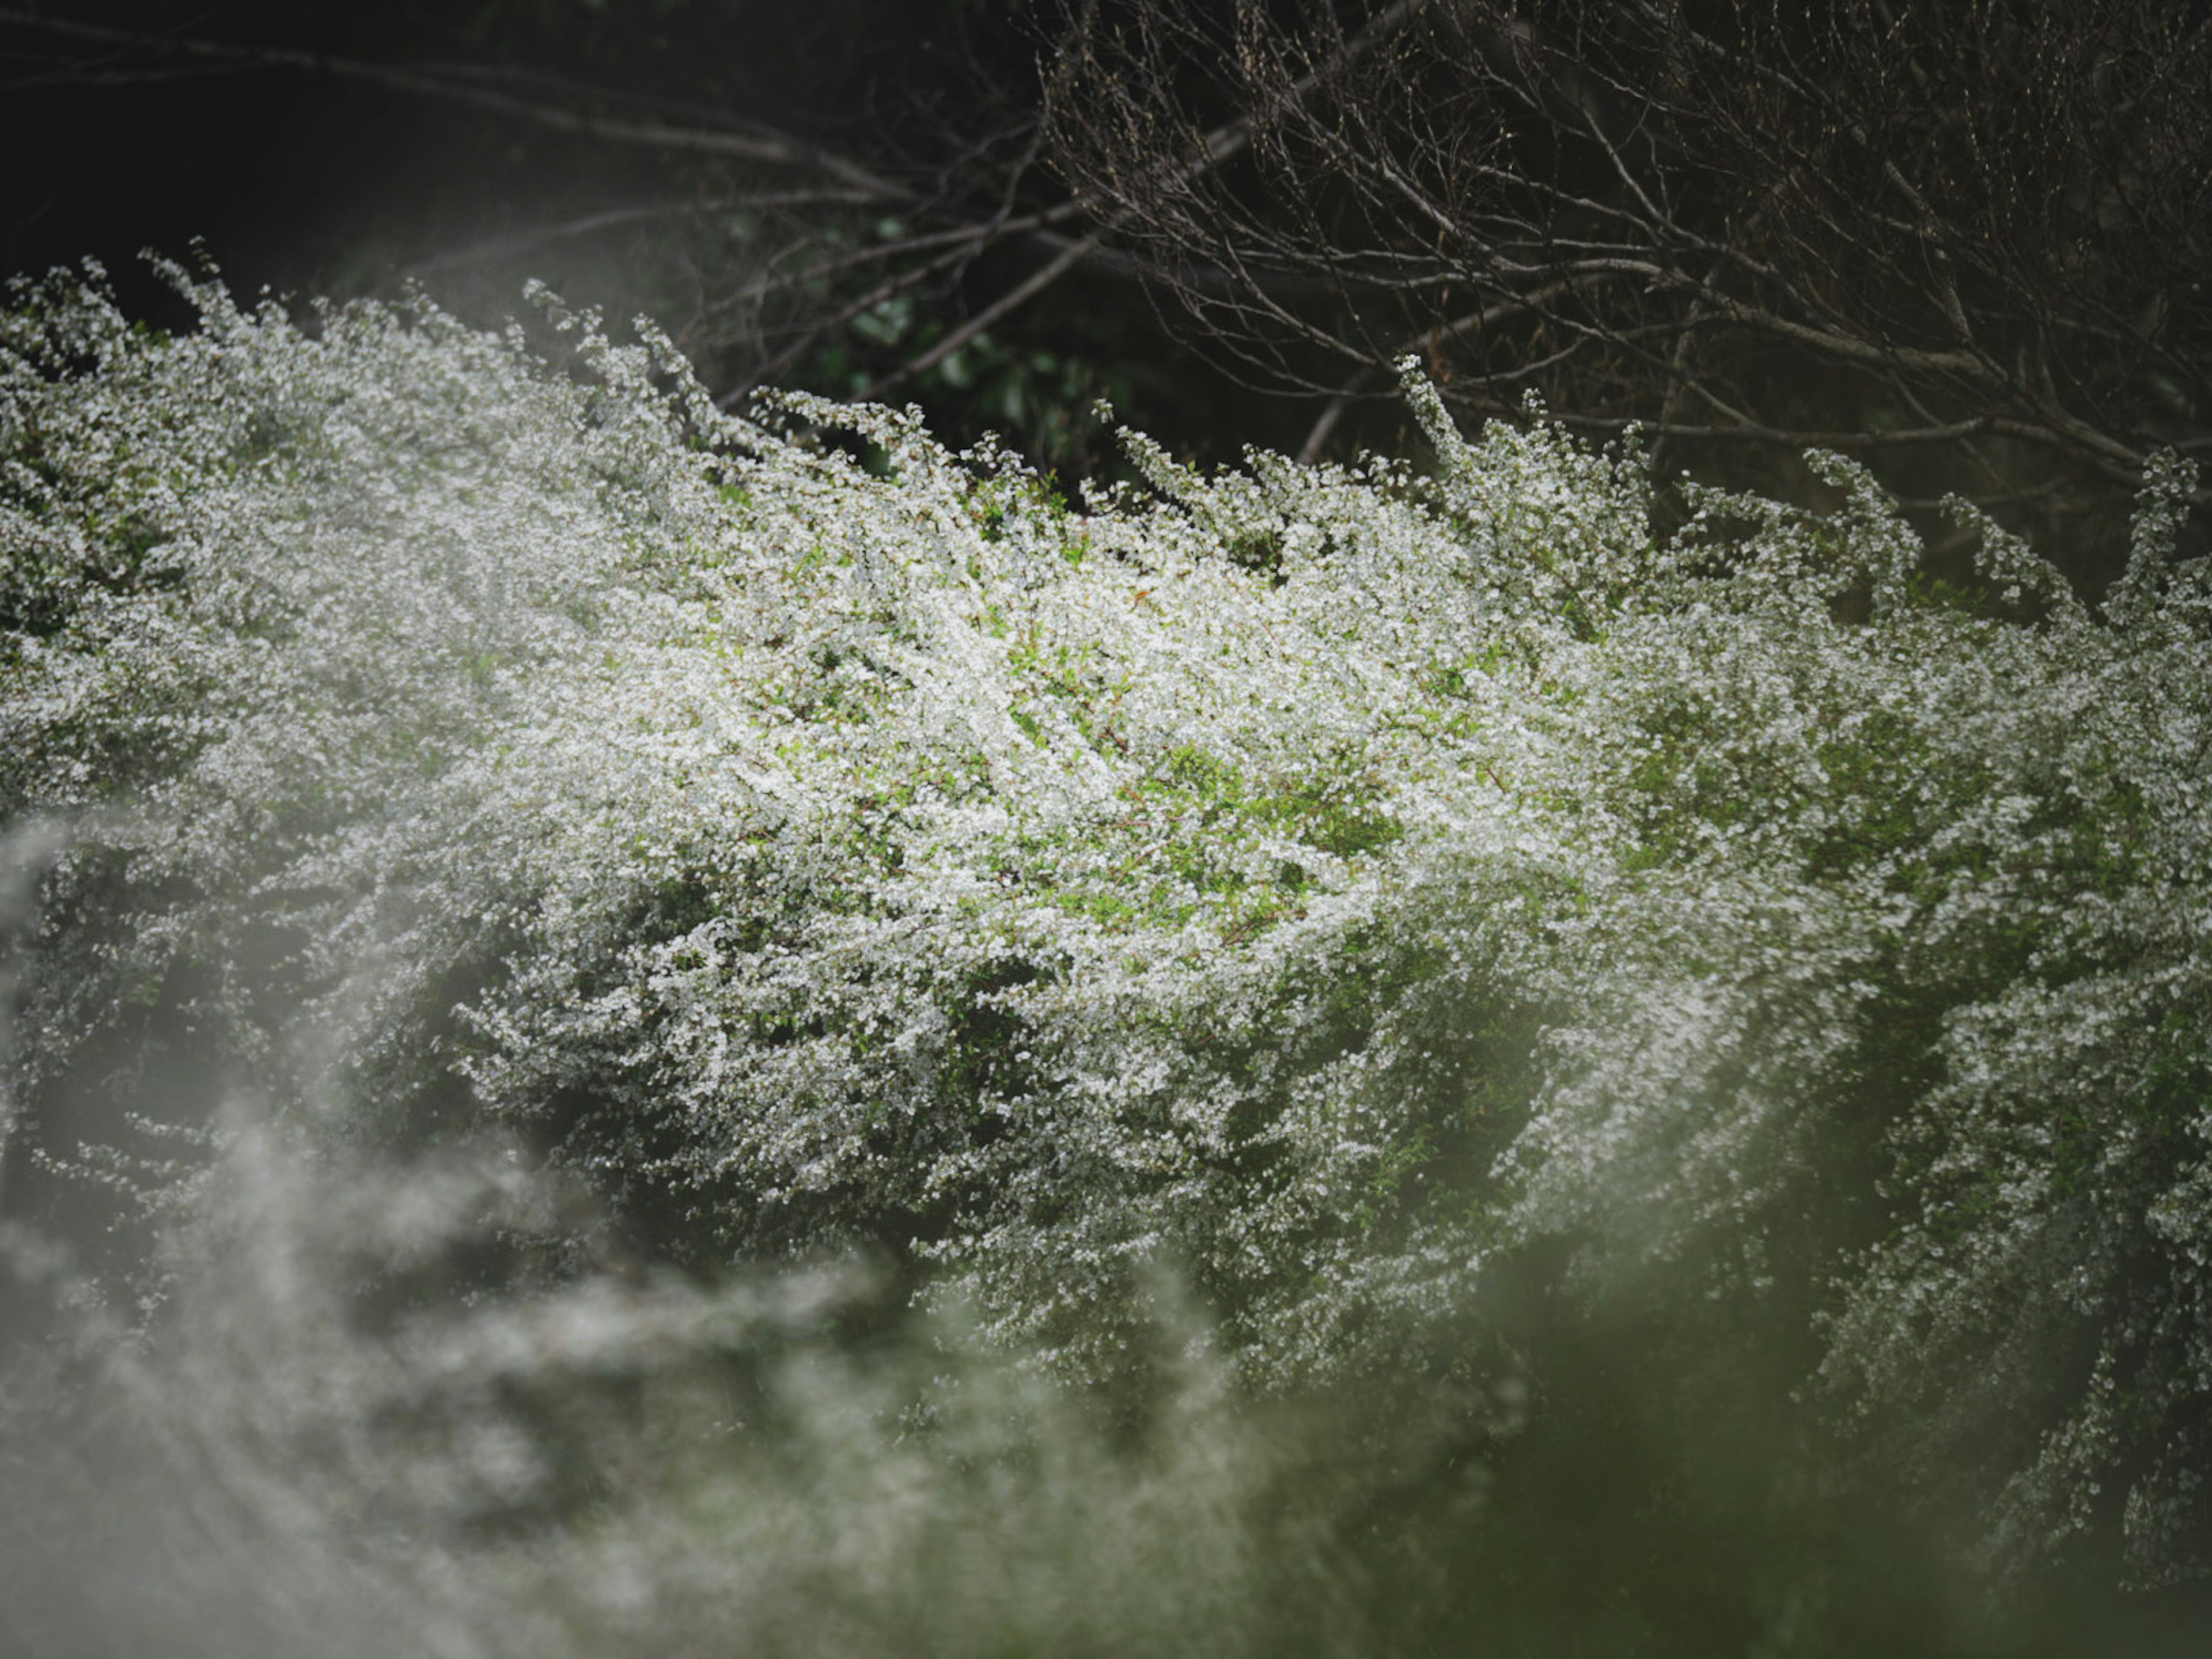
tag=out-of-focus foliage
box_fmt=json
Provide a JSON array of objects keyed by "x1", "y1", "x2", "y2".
[{"x1": 3, "y1": 265, "x2": 2210, "y2": 1642}]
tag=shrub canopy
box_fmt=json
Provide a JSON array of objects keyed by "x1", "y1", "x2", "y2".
[{"x1": 4, "y1": 262, "x2": 2210, "y2": 1589}]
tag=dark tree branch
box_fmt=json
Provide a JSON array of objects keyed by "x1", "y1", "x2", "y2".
[{"x1": 1043, "y1": 0, "x2": 2212, "y2": 517}]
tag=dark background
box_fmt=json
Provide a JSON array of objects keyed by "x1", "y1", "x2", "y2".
[{"x1": 0, "y1": 0, "x2": 1302, "y2": 477}]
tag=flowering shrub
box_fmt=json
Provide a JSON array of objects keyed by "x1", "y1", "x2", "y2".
[{"x1": 3, "y1": 262, "x2": 2207, "y2": 1591}]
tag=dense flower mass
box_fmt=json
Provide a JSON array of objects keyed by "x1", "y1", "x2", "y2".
[{"x1": 3, "y1": 263, "x2": 2209, "y2": 1591}]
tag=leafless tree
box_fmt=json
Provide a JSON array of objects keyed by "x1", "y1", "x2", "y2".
[
  {"x1": 0, "y1": 3, "x2": 1425, "y2": 432},
  {"x1": 0, "y1": 6, "x2": 1036, "y2": 392},
  {"x1": 10, "y1": 0, "x2": 2210, "y2": 552},
  {"x1": 1044, "y1": 0, "x2": 2212, "y2": 544}
]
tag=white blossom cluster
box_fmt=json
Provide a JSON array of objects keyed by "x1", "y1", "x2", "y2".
[{"x1": 3, "y1": 265, "x2": 2207, "y2": 1584}]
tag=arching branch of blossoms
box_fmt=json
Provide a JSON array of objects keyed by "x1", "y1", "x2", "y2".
[{"x1": 8, "y1": 262, "x2": 2211, "y2": 1600}]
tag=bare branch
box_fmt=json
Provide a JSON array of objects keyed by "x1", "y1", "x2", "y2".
[
  {"x1": 0, "y1": 7, "x2": 911, "y2": 198},
  {"x1": 1044, "y1": 0, "x2": 2212, "y2": 523},
  {"x1": 858, "y1": 231, "x2": 1104, "y2": 402}
]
